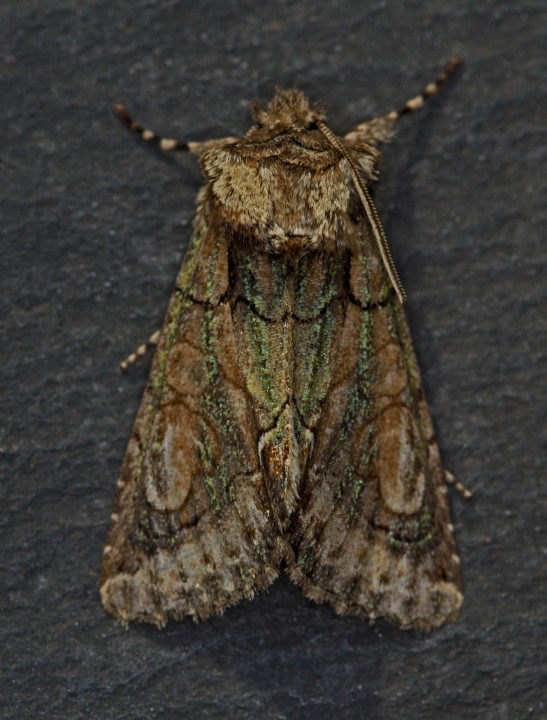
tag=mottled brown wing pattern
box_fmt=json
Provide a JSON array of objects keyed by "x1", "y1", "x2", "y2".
[
  {"x1": 288, "y1": 227, "x2": 462, "y2": 630},
  {"x1": 101, "y1": 197, "x2": 283, "y2": 627},
  {"x1": 104, "y1": 76, "x2": 465, "y2": 630}
]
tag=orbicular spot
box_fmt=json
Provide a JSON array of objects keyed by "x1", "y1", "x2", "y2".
[
  {"x1": 376, "y1": 405, "x2": 425, "y2": 515},
  {"x1": 164, "y1": 309, "x2": 207, "y2": 402},
  {"x1": 374, "y1": 335, "x2": 407, "y2": 399}
]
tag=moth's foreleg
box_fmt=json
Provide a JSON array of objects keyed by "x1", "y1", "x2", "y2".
[
  {"x1": 345, "y1": 55, "x2": 463, "y2": 146},
  {"x1": 119, "y1": 329, "x2": 161, "y2": 371},
  {"x1": 114, "y1": 104, "x2": 239, "y2": 155}
]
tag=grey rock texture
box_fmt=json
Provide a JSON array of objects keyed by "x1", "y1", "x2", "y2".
[{"x1": 1, "y1": 1, "x2": 545, "y2": 718}]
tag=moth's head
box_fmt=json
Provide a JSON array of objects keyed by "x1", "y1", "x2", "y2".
[{"x1": 247, "y1": 88, "x2": 325, "y2": 136}]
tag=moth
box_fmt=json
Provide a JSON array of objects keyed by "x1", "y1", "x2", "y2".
[{"x1": 102, "y1": 57, "x2": 469, "y2": 631}]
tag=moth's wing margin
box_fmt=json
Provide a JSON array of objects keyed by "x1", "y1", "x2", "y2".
[
  {"x1": 289, "y1": 235, "x2": 463, "y2": 631},
  {"x1": 101, "y1": 217, "x2": 280, "y2": 627}
]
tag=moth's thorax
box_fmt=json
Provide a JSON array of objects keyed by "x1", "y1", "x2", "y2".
[{"x1": 200, "y1": 88, "x2": 379, "y2": 254}]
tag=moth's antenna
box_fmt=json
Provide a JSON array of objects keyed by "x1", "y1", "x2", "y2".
[
  {"x1": 387, "y1": 55, "x2": 463, "y2": 123},
  {"x1": 115, "y1": 104, "x2": 191, "y2": 151},
  {"x1": 317, "y1": 121, "x2": 406, "y2": 304},
  {"x1": 114, "y1": 104, "x2": 240, "y2": 154}
]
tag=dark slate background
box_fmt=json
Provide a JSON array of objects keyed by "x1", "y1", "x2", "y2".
[{"x1": 2, "y1": 1, "x2": 545, "y2": 718}]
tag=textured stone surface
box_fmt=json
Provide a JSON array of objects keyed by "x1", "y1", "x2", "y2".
[{"x1": 1, "y1": 1, "x2": 545, "y2": 718}]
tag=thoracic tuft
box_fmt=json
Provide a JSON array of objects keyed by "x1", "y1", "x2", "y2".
[{"x1": 250, "y1": 88, "x2": 325, "y2": 132}]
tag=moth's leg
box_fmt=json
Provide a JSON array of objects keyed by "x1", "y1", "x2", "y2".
[
  {"x1": 114, "y1": 104, "x2": 239, "y2": 154},
  {"x1": 119, "y1": 329, "x2": 161, "y2": 371},
  {"x1": 445, "y1": 470, "x2": 473, "y2": 500},
  {"x1": 345, "y1": 55, "x2": 463, "y2": 145}
]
